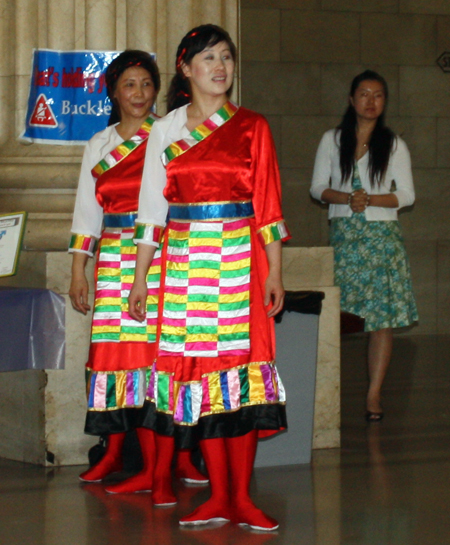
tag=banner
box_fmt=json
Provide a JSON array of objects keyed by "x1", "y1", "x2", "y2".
[{"x1": 21, "y1": 49, "x2": 121, "y2": 145}]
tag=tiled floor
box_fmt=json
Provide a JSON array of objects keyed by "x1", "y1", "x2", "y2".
[{"x1": 1, "y1": 334, "x2": 450, "y2": 545}]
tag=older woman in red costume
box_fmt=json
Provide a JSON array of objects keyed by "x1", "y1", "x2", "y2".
[
  {"x1": 69, "y1": 50, "x2": 206, "y2": 493},
  {"x1": 129, "y1": 26, "x2": 289, "y2": 530}
]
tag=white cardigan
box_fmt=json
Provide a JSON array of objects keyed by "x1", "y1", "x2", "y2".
[{"x1": 310, "y1": 129, "x2": 415, "y2": 221}]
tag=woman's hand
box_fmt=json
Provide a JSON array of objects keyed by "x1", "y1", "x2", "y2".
[
  {"x1": 349, "y1": 189, "x2": 370, "y2": 213},
  {"x1": 128, "y1": 278, "x2": 148, "y2": 322},
  {"x1": 69, "y1": 253, "x2": 91, "y2": 315},
  {"x1": 265, "y1": 271, "x2": 285, "y2": 318},
  {"x1": 264, "y1": 239, "x2": 284, "y2": 318}
]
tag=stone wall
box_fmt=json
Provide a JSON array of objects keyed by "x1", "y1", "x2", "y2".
[{"x1": 241, "y1": 0, "x2": 450, "y2": 335}]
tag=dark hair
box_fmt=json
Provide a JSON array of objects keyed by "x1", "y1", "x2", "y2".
[
  {"x1": 166, "y1": 24, "x2": 236, "y2": 113},
  {"x1": 105, "y1": 50, "x2": 160, "y2": 125},
  {"x1": 337, "y1": 70, "x2": 395, "y2": 187}
]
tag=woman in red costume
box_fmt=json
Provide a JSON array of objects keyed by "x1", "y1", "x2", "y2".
[
  {"x1": 129, "y1": 26, "x2": 289, "y2": 530},
  {"x1": 69, "y1": 50, "x2": 206, "y2": 493}
]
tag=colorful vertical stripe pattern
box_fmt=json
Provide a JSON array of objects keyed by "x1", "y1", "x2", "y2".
[
  {"x1": 159, "y1": 218, "x2": 251, "y2": 357},
  {"x1": 161, "y1": 101, "x2": 239, "y2": 166},
  {"x1": 91, "y1": 115, "x2": 157, "y2": 180},
  {"x1": 68, "y1": 233, "x2": 98, "y2": 256},
  {"x1": 146, "y1": 361, "x2": 286, "y2": 425},
  {"x1": 92, "y1": 227, "x2": 161, "y2": 343},
  {"x1": 257, "y1": 220, "x2": 291, "y2": 246},
  {"x1": 133, "y1": 223, "x2": 164, "y2": 246},
  {"x1": 86, "y1": 366, "x2": 153, "y2": 410}
]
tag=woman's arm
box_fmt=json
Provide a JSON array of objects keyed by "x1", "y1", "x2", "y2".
[
  {"x1": 69, "y1": 252, "x2": 91, "y2": 314},
  {"x1": 128, "y1": 243, "x2": 158, "y2": 322},
  {"x1": 264, "y1": 240, "x2": 284, "y2": 318}
]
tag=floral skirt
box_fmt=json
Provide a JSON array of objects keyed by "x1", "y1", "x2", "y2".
[{"x1": 330, "y1": 217, "x2": 418, "y2": 332}]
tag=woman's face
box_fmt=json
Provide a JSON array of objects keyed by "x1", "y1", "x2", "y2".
[
  {"x1": 350, "y1": 79, "x2": 386, "y2": 122},
  {"x1": 113, "y1": 66, "x2": 157, "y2": 122},
  {"x1": 182, "y1": 41, "x2": 234, "y2": 100}
]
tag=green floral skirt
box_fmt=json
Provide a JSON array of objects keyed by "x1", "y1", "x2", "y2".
[{"x1": 330, "y1": 216, "x2": 418, "y2": 332}]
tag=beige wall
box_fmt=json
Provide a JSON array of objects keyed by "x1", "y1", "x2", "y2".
[
  {"x1": 0, "y1": 0, "x2": 239, "y2": 251},
  {"x1": 241, "y1": 0, "x2": 450, "y2": 335}
]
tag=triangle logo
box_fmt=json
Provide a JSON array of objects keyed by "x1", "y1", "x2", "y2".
[{"x1": 29, "y1": 94, "x2": 58, "y2": 128}]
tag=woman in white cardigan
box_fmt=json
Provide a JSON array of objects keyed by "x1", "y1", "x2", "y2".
[{"x1": 311, "y1": 70, "x2": 418, "y2": 422}]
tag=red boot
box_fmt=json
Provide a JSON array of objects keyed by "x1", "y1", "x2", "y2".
[
  {"x1": 105, "y1": 428, "x2": 155, "y2": 494},
  {"x1": 179, "y1": 437, "x2": 230, "y2": 526},
  {"x1": 226, "y1": 431, "x2": 279, "y2": 532},
  {"x1": 175, "y1": 449, "x2": 209, "y2": 484},
  {"x1": 79, "y1": 433, "x2": 124, "y2": 483},
  {"x1": 152, "y1": 433, "x2": 177, "y2": 506}
]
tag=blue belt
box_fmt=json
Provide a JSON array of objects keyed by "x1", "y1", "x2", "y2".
[
  {"x1": 103, "y1": 213, "x2": 137, "y2": 228},
  {"x1": 169, "y1": 201, "x2": 254, "y2": 221}
]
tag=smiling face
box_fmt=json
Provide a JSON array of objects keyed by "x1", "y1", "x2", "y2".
[
  {"x1": 350, "y1": 79, "x2": 386, "y2": 122},
  {"x1": 181, "y1": 41, "x2": 235, "y2": 100},
  {"x1": 113, "y1": 66, "x2": 157, "y2": 123}
]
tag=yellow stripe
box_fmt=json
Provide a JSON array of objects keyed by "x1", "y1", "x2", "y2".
[
  {"x1": 92, "y1": 325, "x2": 121, "y2": 334},
  {"x1": 218, "y1": 291, "x2": 250, "y2": 303},
  {"x1": 95, "y1": 297, "x2": 122, "y2": 307},
  {"x1": 248, "y1": 364, "x2": 267, "y2": 402},
  {"x1": 189, "y1": 238, "x2": 223, "y2": 248},
  {"x1": 120, "y1": 246, "x2": 137, "y2": 255},
  {"x1": 161, "y1": 325, "x2": 186, "y2": 336},
  {"x1": 116, "y1": 372, "x2": 126, "y2": 407},
  {"x1": 185, "y1": 334, "x2": 218, "y2": 343},
  {"x1": 169, "y1": 229, "x2": 190, "y2": 240},
  {"x1": 220, "y1": 258, "x2": 251, "y2": 271},
  {"x1": 186, "y1": 301, "x2": 219, "y2": 312},
  {"x1": 195, "y1": 125, "x2": 213, "y2": 138},
  {"x1": 188, "y1": 268, "x2": 220, "y2": 279},
  {"x1": 164, "y1": 292, "x2": 188, "y2": 304},
  {"x1": 217, "y1": 323, "x2": 249, "y2": 334},
  {"x1": 120, "y1": 333, "x2": 148, "y2": 342},
  {"x1": 167, "y1": 261, "x2": 189, "y2": 271},
  {"x1": 222, "y1": 227, "x2": 250, "y2": 239},
  {"x1": 100, "y1": 238, "x2": 121, "y2": 246},
  {"x1": 146, "y1": 325, "x2": 157, "y2": 334},
  {"x1": 207, "y1": 373, "x2": 224, "y2": 412}
]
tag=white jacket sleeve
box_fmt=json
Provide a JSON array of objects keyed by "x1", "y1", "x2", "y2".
[
  {"x1": 135, "y1": 121, "x2": 169, "y2": 246},
  {"x1": 70, "y1": 142, "x2": 104, "y2": 240},
  {"x1": 310, "y1": 130, "x2": 333, "y2": 203},
  {"x1": 391, "y1": 137, "x2": 415, "y2": 209}
]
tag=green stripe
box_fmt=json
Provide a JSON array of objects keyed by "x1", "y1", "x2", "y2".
[
  {"x1": 146, "y1": 304, "x2": 158, "y2": 313},
  {"x1": 223, "y1": 235, "x2": 251, "y2": 246},
  {"x1": 219, "y1": 332, "x2": 249, "y2": 342},
  {"x1": 239, "y1": 367, "x2": 250, "y2": 404},
  {"x1": 219, "y1": 300, "x2": 249, "y2": 311},
  {"x1": 168, "y1": 238, "x2": 189, "y2": 248},
  {"x1": 147, "y1": 334, "x2": 156, "y2": 343},
  {"x1": 166, "y1": 269, "x2": 188, "y2": 279},
  {"x1": 92, "y1": 332, "x2": 120, "y2": 341},
  {"x1": 190, "y1": 128, "x2": 204, "y2": 142},
  {"x1": 270, "y1": 225, "x2": 282, "y2": 242},
  {"x1": 106, "y1": 374, "x2": 117, "y2": 408},
  {"x1": 187, "y1": 325, "x2": 218, "y2": 335},
  {"x1": 99, "y1": 159, "x2": 109, "y2": 171},
  {"x1": 190, "y1": 230, "x2": 222, "y2": 239},
  {"x1": 121, "y1": 326, "x2": 147, "y2": 334},
  {"x1": 120, "y1": 239, "x2": 135, "y2": 247},
  {"x1": 164, "y1": 301, "x2": 187, "y2": 312},
  {"x1": 94, "y1": 305, "x2": 121, "y2": 312},
  {"x1": 147, "y1": 273, "x2": 160, "y2": 282},
  {"x1": 100, "y1": 246, "x2": 120, "y2": 254},
  {"x1": 122, "y1": 140, "x2": 136, "y2": 151},
  {"x1": 97, "y1": 275, "x2": 121, "y2": 282},
  {"x1": 188, "y1": 293, "x2": 219, "y2": 303},
  {"x1": 160, "y1": 333, "x2": 185, "y2": 344},
  {"x1": 157, "y1": 374, "x2": 170, "y2": 411},
  {"x1": 220, "y1": 267, "x2": 251, "y2": 278},
  {"x1": 166, "y1": 147, "x2": 176, "y2": 162},
  {"x1": 189, "y1": 260, "x2": 221, "y2": 270},
  {"x1": 134, "y1": 224, "x2": 145, "y2": 239},
  {"x1": 121, "y1": 268, "x2": 135, "y2": 275}
]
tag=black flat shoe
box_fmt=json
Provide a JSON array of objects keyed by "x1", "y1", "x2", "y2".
[{"x1": 365, "y1": 410, "x2": 384, "y2": 422}]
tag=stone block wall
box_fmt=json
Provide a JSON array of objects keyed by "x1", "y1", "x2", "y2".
[{"x1": 241, "y1": 0, "x2": 450, "y2": 335}]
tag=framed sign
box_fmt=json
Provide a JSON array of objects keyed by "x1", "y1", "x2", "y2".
[{"x1": 0, "y1": 212, "x2": 27, "y2": 277}]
